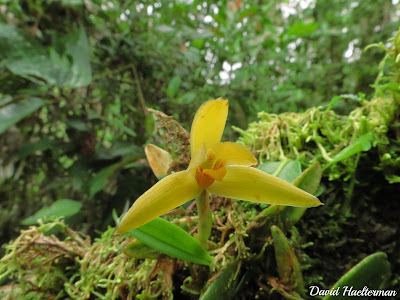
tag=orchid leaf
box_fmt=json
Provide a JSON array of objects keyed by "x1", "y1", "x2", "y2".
[
  {"x1": 22, "y1": 199, "x2": 82, "y2": 225},
  {"x1": 258, "y1": 160, "x2": 302, "y2": 182},
  {"x1": 322, "y1": 252, "x2": 391, "y2": 300},
  {"x1": 124, "y1": 239, "x2": 159, "y2": 259},
  {"x1": 323, "y1": 133, "x2": 373, "y2": 169},
  {"x1": 271, "y1": 225, "x2": 304, "y2": 292},
  {"x1": 200, "y1": 262, "x2": 240, "y2": 300},
  {"x1": 127, "y1": 218, "x2": 212, "y2": 266},
  {"x1": 258, "y1": 160, "x2": 305, "y2": 217},
  {"x1": 258, "y1": 161, "x2": 282, "y2": 176},
  {"x1": 277, "y1": 160, "x2": 302, "y2": 183},
  {"x1": 282, "y1": 162, "x2": 322, "y2": 224},
  {"x1": 292, "y1": 162, "x2": 322, "y2": 195}
]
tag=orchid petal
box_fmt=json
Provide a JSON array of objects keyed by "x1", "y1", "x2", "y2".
[
  {"x1": 145, "y1": 144, "x2": 172, "y2": 178},
  {"x1": 206, "y1": 165, "x2": 322, "y2": 207},
  {"x1": 116, "y1": 170, "x2": 202, "y2": 233},
  {"x1": 188, "y1": 144, "x2": 207, "y2": 169},
  {"x1": 190, "y1": 98, "x2": 228, "y2": 160},
  {"x1": 212, "y1": 142, "x2": 257, "y2": 166}
]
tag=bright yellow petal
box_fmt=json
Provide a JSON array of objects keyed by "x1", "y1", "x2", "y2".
[
  {"x1": 188, "y1": 144, "x2": 207, "y2": 169},
  {"x1": 206, "y1": 165, "x2": 322, "y2": 207},
  {"x1": 190, "y1": 98, "x2": 228, "y2": 159},
  {"x1": 212, "y1": 142, "x2": 257, "y2": 166},
  {"x1": 116, "y1": 171, "x2": 202, "y2": 233}
]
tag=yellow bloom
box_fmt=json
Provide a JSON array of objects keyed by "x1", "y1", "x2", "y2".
[{"x1": 117, "y1": 99, "x2": 321, "y2": 233}]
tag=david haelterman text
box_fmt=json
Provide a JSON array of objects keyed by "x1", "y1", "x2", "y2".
[{"x1": 309, "y1": 285, "x2": 397, "y2": 297}]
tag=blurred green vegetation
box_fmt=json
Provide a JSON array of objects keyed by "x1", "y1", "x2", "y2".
[{"x1": 0, "y1": 1, "x2": 399, "y2": 298}]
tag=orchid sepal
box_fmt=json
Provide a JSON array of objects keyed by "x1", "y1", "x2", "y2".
[
  {"x1": 206, "y1": 165, "x2": 321, "y2": 207},
  {"x1": 116, "y1": 170, "x2": 202, "y2": 233}
]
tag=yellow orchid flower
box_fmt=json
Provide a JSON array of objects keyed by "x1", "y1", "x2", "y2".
[{"x1": 117, "y1": 98, "x2": 321, "y2": 234}]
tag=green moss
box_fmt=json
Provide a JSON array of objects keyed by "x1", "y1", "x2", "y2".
[
  {"x1": 0, "y1": 221, "x2": 174, "y2": 299},
  {"x1": 235, "y1": 96, "x2": 398, "y2": 183}
]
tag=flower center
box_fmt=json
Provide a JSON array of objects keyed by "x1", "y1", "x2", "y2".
[{"x1": 195, "y1": 154, "x2": 227, "y2": 188}]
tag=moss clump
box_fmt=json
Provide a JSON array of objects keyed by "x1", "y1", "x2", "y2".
[
  {"x1": 0, "y1": 221, "x2": 176, "y2": 299},
  {"x1": 235, "y1": 96, "x2": 397, "y2": 183},
  {"x1": 0, "y1": 220, "x2": 89, "y2": 299}
]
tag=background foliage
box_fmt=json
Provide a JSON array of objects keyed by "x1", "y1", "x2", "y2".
[{"x1": 0, "y1": 1, "x2": 399, "y2": 298}]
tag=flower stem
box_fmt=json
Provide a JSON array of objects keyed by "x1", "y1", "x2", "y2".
[{"x1": 196, "y1": 190, "x2": 212, "y2": 247}]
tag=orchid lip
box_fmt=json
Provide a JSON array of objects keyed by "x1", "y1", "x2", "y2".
[
  {"x1": 195, "y1": 159, "x2": 227, "y2": 188},
  {"x1": 195, "y1": 167, "x2": 215, "y2": 188}
]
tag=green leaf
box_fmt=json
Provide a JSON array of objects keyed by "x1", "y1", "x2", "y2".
[
  {"x1": 292, "y1": 162, "x2": 322, "y2": 195},
  {"x1": 277, "y1": 160, "x2": 302, "y2": 183},
  {"x1": 66, "y1": 119, "x2": 89, "y2": 132},
  {"x1": 0, "y1": 96, "x2": 13, "y2": 106},
  {"x1": 88, "y1": 154, "x2": 143, "y2": 197},
  {"x1": 60, "y1": 28, "x2": 92, "y2": 87},
  {"x1": 258, "y1": 160, "x2": 302, "y2": 182},
  {"x1": 88, "y1": 164, "x2": 117, "y2": 198},
  {"x1": 145, "y1": 113, "x2": 155, "y2": 136},
  {"x1": 200, "y1": 262, "x2": 240, "y2": 300},
  {"x1": 127, "y1": 218, "x2": 212, "y2": 266},
  {"x1": 124, "y1": 239, "x2": 159, "y2": 259},
  {"x1": 16, "y1": 139, "x2": 57, "y2": 160},
  {"x1": 0, "y1": 97, "x2": 45, "y2": 135},
  {"x1": 258, "y1": 161, "x2": 282, "y2": 176},
  {"x1": 0, "y1": 24, "x2": 91, "y2": 87},
  {"x1": 271, "y1": 225, "x2": 304, "y2": 292},
  {"x1": 166, "y1": 76, "x2": 181, "y2": 97},
  {"x1": 326, "y1": 94, "x2": 362, "y2": 111},
  {"x1": 96, "y1": 141, "x2": 143, "y2": 160},
  {"x1": 22, "y1": 199, "x2": 82, "y2": 225},
  {"x1": 0, "y1": 24, "x2": 45, "y2": 83},
  {"x1": 287, "y1": 22, "x2": 319, "y2": 37},
  {"x1": 323, "y1": 133, "x2": 373, "y2": 169},
  {"x1": 322, "y1": 252, "x2": 391, "y2": 300},
  {"x1": 192, "y1": 38, "x2": 204, "y2": 49},
  {"x1": 282, "y1": 162, "x2": 322, "y2": 224},
  {"x1": 176, "y1": 91, "x2": 197, "y2": 104},
  {"x1": 258, "y1": 160, "x2": 304, "y2": 217},
  {"x1": 69, "y1": 159, "x2": 90, "y2": 191}
]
